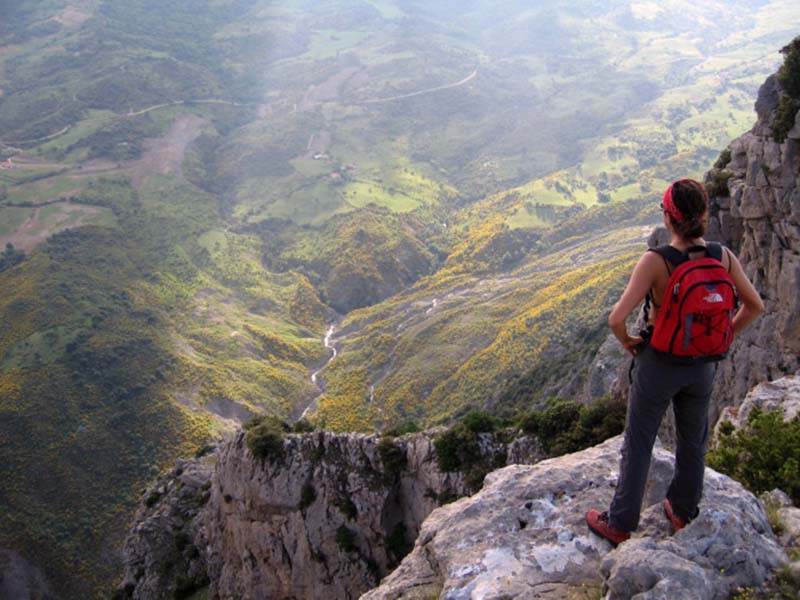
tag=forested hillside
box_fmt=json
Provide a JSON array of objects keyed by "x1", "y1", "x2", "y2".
[{"x1": 1, "y1": 1, "x2": 799, "y2": 596}]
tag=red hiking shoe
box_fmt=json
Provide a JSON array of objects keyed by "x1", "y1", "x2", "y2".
[
  {"x1": 586, "y1": 509, "x2": 630, "y2": 546},
  {"x1": 663, "y1": 499, "x2": 686, "y2": 531}
]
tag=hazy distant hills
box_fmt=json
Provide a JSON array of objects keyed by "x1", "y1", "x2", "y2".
[{"x1": 1, "y1": 1, "x2": 799, "y2": 597}]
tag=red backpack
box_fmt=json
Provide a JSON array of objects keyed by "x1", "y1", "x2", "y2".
[{"x1": 645, "y1": 243, "x2": 738, "y2": 362}]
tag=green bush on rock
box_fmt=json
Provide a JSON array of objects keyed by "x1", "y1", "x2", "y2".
[
  {"x1": 434, "y1": 411, "x2": 508, "y2": 491},
  {"x1": 773, "y1": 96, "x2": 799, "y2": 143},
  {"x1": 517, "y1": 396, "x2": 626, "y2": 455},
  {"x1": 244, "y1": 415, "x2": 287, "y2": 461},
  {"x1": 774, "y1": 36, "x2": 800, "y2": 143},
  {"x1": 377, "y1": 437, "x2": 407, "y2": 479},
  {"x1": 778, "y1": 36, "x2": 800, "y2": 99},
  {"x1": 707, "y1": 408, "x2": 800, "y2": 505}
]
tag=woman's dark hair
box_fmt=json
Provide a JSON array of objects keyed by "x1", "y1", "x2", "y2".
[{"x1": 669, "y1": 179, "x2": 708, "y2": 239}]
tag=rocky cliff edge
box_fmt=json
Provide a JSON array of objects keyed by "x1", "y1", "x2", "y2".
[
  {"x1": 118, "y1": 421, "x2": 794, "y2": 600},
  {"x1": 362, "y1": 435, "x2": 786, "y2": 600}
]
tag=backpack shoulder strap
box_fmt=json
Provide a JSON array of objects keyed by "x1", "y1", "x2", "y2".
[
  {"x1": 648, "y1": 245, "x2": 687, "y2": 271},
  {"x1": 704, "y1": 241, "x2": 723, "y2": 262},
  {"x1": 642, "y1": 245, "x2": 683, "y2": 325}
]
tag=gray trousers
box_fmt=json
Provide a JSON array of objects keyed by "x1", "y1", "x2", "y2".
[{"x1": 609, "y1": 344, "x2": 716, "y2": 532}]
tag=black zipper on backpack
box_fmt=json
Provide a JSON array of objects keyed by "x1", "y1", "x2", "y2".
[{"x1": 668, "y1": 279, "x2": 736, "y2": 354}]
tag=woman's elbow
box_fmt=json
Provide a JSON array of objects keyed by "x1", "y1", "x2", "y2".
[
  {"x1": 608, "y1": 311, "x2": 625, "y2": 330},
  {"x1": 743, "y1": 292, "x2": 765, "y2": 316},
  {"x1": 752, "y1": 295, "x2": 765, "y2": 315}
]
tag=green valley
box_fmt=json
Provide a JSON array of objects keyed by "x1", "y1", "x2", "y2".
[{"x1": 1, "y1": 0, "x2": 799, "y2": 597}]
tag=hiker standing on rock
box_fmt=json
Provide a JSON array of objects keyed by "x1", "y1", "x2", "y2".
[{"x1": 586, "y1": 178, "x2": 764, "y2": 545}]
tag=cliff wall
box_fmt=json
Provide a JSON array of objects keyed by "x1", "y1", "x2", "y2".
[
  {"x1": 706, "y1": 73, "x2": 800, "y2": 420},
  {"x1": 117, "y1": 430, "x2": 541, "y2": 599}
]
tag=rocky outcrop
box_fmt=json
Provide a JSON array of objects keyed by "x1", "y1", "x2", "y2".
[
  {"x1": 716, "y1": 375, "x2": 800, "y2": 430},
  {"x1": 761, "y1": 489, "x2": 800, "y2": 552},
  {"x1": 116, "y1": 457, "x2": 213, "y2": 600},
  {"x1": 117, "y1": 430, "x2": 539, "y2": 599},
  {"x1": 362, "y1": 436, "x2": 787, "y2": 600},
  {"x1": 706, "y1": 73, "x2": 800, "y2": 421}
]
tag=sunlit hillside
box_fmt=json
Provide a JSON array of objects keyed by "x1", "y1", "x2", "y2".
[{"x1": 1, "y1": 0, "x2": 799, "y2": 596}]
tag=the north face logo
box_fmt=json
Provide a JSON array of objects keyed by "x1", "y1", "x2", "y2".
[{"x1": 703, "y1": 292, "x2": 724, "y2": 303}]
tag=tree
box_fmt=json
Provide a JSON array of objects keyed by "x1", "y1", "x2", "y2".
[
  {"x1": 778, "y1": 36, "x2": 800, "y2": 99},
  {"x1": 0, "y1": 243, "x2": 26, "y2": 272}
]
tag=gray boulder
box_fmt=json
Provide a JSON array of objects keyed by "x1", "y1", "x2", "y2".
[
  {"x1": 362, "y1": 436, "x2": 786, "y2": 600},
  {"x1": 716, "y1": 375, "x2": 800, "y2": 431}
]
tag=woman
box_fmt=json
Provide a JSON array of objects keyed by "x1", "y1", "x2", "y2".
[{"x1": 586, "y1": 178, "x2": 764, "y2": 545}]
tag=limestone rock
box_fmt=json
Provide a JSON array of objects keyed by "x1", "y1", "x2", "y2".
[
  {"x1": 362, "y1": 437, "x2": 786, "y2": 600},
  {"x1": 580, "y1": 333, "x2": 628, "y2": 403},
  {"x1": 116, "y1": 458, "x2": 213, "y2": 600},
  {"x1": 761, "y1": 489, "x2": 800, "y2": 550},
  {"x1": 118, "y1": 430, "x2": 518, "y2": 600},
  {"x1": 202, "y1": 429, "x2": 520, "y2": 599},
  {"x1": 706, "y1": 74, "x2": 800, "y2": 423},
  {"x1": 720, "y1": 375, "x2": 800, "y2": 428}
]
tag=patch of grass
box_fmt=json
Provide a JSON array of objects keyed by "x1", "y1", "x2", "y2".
[
  {"x1": 303, "y1": 29, "x2": 371, "y2": 60},
  {"x1": 5, "y1": 173, "x2": 86, "y2": 206},
  {"x1": 292, "y1": 418, "x2": 315, "y2": 433},
  {"x1": 0, "y1": 207, "x2": 32, "y2": 235},
  {"x1": 383, "y1": 421, "x2": 420, "y2": 437}
]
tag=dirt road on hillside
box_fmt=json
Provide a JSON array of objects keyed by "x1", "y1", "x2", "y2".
[{"x1": 360, "y1": 69, "x2": 478, "y2": 104}]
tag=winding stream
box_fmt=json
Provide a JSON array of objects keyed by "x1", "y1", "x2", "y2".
[
  {"x1": 301, "y1": 324, "x2": 337, "y2": 420},
  {"x1": 311, "y1": 324, "x2": 337, "y2": 386}
]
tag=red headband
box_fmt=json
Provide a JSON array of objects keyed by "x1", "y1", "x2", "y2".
[{"x1": 662, "y1": 181, "x2": 686, "y2": 223}]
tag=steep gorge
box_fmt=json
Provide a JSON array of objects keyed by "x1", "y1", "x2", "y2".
[{"x1": 116, "y1": 68, "x2": 800, "y2": 599}]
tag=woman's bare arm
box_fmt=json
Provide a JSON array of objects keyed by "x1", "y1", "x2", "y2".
[
  {"x1": 726, "y1": 248, "x2": 765, "y2": 334},
  {"x1": 608, "y1": 252, "x2": 661, "y2": 354}
]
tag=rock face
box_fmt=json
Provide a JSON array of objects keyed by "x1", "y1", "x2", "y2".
[
  {"x1": 761, "y1": 489, "x2": 800, "y2": 551},
  {"x1": 116, "y1": 457, "x2": 213, "y2": 599},
  {"x1": 717, "y1": 375, "x2": 800, "y2": 430},
  {"x1": 362, "y1": 436, "x2": 787, "y2": 600},
  {"x1": 117, "y1": 430, "x2": 537, "y2": 600},
  {"x1": 706, "y1": 73, "x2": 800, "y2": 421},
  {"x1": 204, "y1": 431, "x2": 466, "y2": 600}
]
